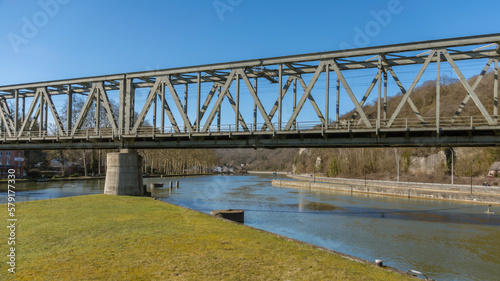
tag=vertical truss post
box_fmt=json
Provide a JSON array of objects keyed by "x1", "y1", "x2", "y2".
[
  {"x1": 217, "y1": 85, "x2": 221, "y2": 132},
  {"x1": 325, "y1": 63, "x2": 330, "y2": 128},
  {"x1": 124, "y1": 78, "x2": 135, "y2": 135},
  {"x1": 67, "y1": 85, "x2": 72, "y2": 136},
  {"x1": 235, "y1": 72, "x2": 240, "y2": 132},
  {"x1": 153, "y1": 89, "x2": 157, "y2": 129},
  {"x1": 39, "y1": 93, "x2": 44, "y2": 137},
  {"x1": 336, "y1": 77, "x2": 340, "y2": 127},
  {"x1": 293, "y1": 78, "x2": 297, "y2": 130},
  {"x1": 495, "y1": 59, "x2": 498, "y2": 124},
  {"x1": 161, "y1": 81, "x2": 166, "y2": 133},
  {"x1": 184, "y1": 83, "x2": 188, "y2": 132},
  {"x1": 197, "y1": 72, "x2": 201, "y2": 132},
  {"x1": 278, "y1": 64, "x2": 283, "y2": 130},
  {"x1": 21, "y1": 96, "x2": 25, "y2": 125},
  {"x1": 14, "y1": 90, "x2": 18, "y2": 136},
  {"x1": 436, "y1": 50, "x2": 441, "y2": 131},
  {"x1": 253, "y1": 78, "x2": 258, "y2": 131},
  {"x1": 119, "y1": 78, "x2": 125, "y2": 136},
  {"x1": 44, "y1": 101, "x2": 48, "y2": 133},
  {"x1": 383, "y1": 71, "x2": 387, "y2": 123},
  {"x1": 377, "y1": 58, "x2": 382, "y2": 130},
  {"x1": 95, "y1": 87, "x2": 100, "y2": 134}
]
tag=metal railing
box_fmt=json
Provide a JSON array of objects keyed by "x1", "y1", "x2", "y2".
[{"x1": 1, "y1": 115, "x2": 499, "y2": 140}]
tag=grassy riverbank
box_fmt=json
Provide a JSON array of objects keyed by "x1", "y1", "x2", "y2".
[{"x1": 0, "y1": 195, "x2": 411, "y2": 280}]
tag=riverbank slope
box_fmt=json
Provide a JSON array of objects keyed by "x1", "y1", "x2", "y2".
[{"x1": 0, "y1": 195, "x2": 411, "y2": 280}]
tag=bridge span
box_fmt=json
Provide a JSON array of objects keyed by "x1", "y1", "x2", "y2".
[{"x1": 1, "y1": 34, "x2": 500, "y2": 150}]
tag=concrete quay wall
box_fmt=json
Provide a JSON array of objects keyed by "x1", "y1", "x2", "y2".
[{"x1": 272, "y1": 179, "x2": 500, "y2": 205}]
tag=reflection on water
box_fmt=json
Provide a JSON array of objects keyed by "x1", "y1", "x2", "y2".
[{"x1": 1, "y1": 175, "x2": 499, "y2": 281}]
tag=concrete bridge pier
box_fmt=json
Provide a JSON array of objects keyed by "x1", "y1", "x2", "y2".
[{"x1": 104, "y1": 149, "x2": 144, "y2": 196}]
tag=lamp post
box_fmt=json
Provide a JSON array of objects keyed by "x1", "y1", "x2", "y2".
[{"x1": 470, "y1": 159, "x2": 474, "y2": 194}]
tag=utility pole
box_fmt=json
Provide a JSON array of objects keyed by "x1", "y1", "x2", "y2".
[{"x1": 470, "y1": 159, "x2": 474, "y2": 194}]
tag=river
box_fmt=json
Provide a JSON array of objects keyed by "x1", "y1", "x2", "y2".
[{"x1": 2, "y1": 174, "x2": 500, "y2": 280}]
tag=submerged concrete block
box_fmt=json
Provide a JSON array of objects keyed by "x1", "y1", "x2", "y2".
[
  {"x1": 210, "y1": 209, "x2": 244, "y2": 223},
  {"x1": 104, "y1": 149, "x2": 143, "y2": 196}
]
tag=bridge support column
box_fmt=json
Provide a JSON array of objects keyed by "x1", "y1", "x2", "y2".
[{"x1": 104, "y1": 149, "x2": 143, "y2": 196}]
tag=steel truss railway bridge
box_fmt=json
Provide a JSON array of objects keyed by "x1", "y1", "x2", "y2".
[{"x1": 1, "y1": 34, "x2": 500, "y2": 151}]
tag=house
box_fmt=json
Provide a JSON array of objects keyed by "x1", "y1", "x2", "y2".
[
  {"x1": 0, "y1": 150, "x2": 25, "y2": 178},
  {"x1": 488, "y1": 162, "x2": 500, "y2": 177},
  {"x1": 49, "y1": 159, "x2": 81, "y2": 175}
]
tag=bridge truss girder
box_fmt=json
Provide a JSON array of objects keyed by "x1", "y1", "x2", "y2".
[{"x1": 0, "y1": 34, "x2": 499, "y2": 149}]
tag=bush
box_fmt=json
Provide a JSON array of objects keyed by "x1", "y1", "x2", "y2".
[{"x1": 27, "y1": 169, "x2": 42, "y2": 178}]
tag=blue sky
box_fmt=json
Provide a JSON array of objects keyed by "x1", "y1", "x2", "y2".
[{"x1": 0, "y1": 0, "x2": 499, "y2": 128}]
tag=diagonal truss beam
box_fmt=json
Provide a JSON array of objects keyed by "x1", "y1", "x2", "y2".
[
  {"x1": 29, "y1": 106, "x2": 41, "y2": 131},
  {"x1": 96, "y1": 83, "x2": 118, "y2": 131},
  {"x1": 0, "y1": 99, "x2": 14, "y2": 135},
  {"x1": 449, "y1": 58, "x2": 494, "y2": 124},
  {"x1": 238, "y1": 69, "x2": 275, "y2": 131},
  {"x1": 193, "y1": 83, "x2": 218, "y2": 129},
  {"x1": 165, "y1": 76, "x2": 194, "y2": 132},
  {"x1": 297, "y1": 76, "x2": 326, "y2": 126},
  {"x1": 386, "y1": 50, "x2": 436, "y2": 128},
  {"x1": 131, "y1": 78, "x2": 181, "y2": 133},
  {"x1": 72, "y1": 84, "x2": 97, "y2": 136},
  {"x1": 18, "y1": 90, "x2": 41, "y2": 136},
  {"x1": 132, "y1": 78, "x2": 163, "y2": 133},
  {"x1": 260, "y1": 76, "x2": 293, "y2": 131},
  {"x1": 330, "y1": 60, "x2": 373, "y2": 128},
  {"x1": 285, "y1": 62, "x2": 326, "y2": 130},
  {"x1": 162, "y1": 91, "x2": 181, "y2": 133},
  {"x1": 202, "y1": 70, "x2": 236, "y2": 132},
  {"x1": 383, "y1": 64, "x2": 427, "y2": 126},
  {"x1": 225, "y1": 89, "x2": 249, "y2": 131},
  {"x1": 0, "y1": 100, "x2": 13, "y2": 137},
  {"x1": 40, "y1": 87, "x2": 65, "y2": 134},
  {"x1": 442, "y1": 50, "x2": 494, "y2": 125},
  {"x1": 350, "y1": 71, "x2": 380, "y2": 121}
]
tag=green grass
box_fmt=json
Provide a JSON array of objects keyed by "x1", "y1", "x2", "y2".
[{"x1": 1, "y1": 195, "x2": 412, "y2": 280}]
